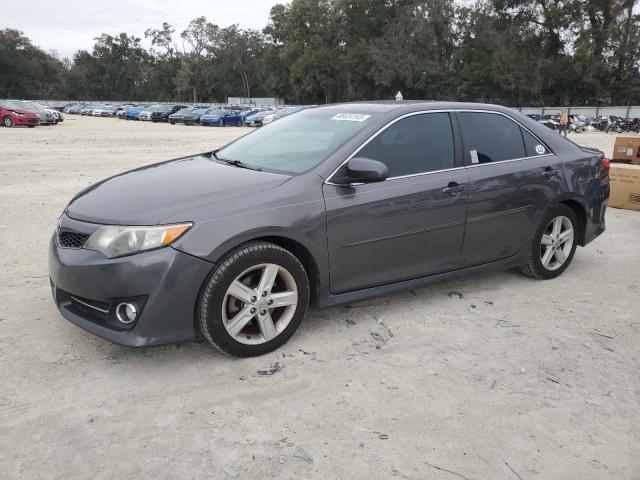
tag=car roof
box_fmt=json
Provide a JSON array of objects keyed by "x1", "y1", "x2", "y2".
[{"x1": 321, "y1": 100, "x2": 517, "y2": 114}]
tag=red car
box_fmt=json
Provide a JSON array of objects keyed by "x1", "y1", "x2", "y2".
[{"x1": 0, "y1": 100, "x2": 40, "y2": 127}]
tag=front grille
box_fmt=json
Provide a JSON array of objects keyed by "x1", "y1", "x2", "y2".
[{"x1": 58, "y1": 231, "x2": 90, "y2": 248}]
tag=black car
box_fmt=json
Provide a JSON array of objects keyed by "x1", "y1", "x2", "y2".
[
  {"x1": 49, "y1": 101, "x2": 609, "y2": 356},
  {"x1": 182, "y1": 107, "x2": 215, "y2": 125},
  {"x1": 168, "y1": 107, "x2": 193, "y2": 124},
  {"x1": 151, "y1": 105, "x2": 187, "y2": 122}
]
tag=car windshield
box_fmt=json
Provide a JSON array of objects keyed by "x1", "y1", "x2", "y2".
[
  {"x1": 0, "y1": 100, "x2": 20, "y2": 109},
  {"x1": 175, "y1": 108, "x2": 191, "y2": 115},
  {"x1": 206, "y1": 109, "x2": 225, "y2": 115},
  {"x1": 217, "y1": 107, "x2": 378, "y2": 174}
]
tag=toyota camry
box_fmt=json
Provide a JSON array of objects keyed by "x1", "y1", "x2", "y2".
[{"x1": 49, "y1": 102, "x2": 609, "y2": 356}]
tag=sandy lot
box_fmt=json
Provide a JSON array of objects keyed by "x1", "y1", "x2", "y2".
[{"x1": 1, "y1": 116, "x2": 639, "y2": 479}]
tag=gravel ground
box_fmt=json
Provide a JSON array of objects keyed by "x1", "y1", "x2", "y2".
[{"x1": 1, "y1": 116, "x2": 639, "y2": 479}]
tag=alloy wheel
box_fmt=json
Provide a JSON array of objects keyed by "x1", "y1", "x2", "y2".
[
  {"x1": 222, "y1": 263, "x2": 298, "y2": 345},
  {"x1": 3, "y1": 116, "x2": 13, "y2": 127},
  {"x1": 540, "y1": 216, "x2": 574, "y2": 271}
]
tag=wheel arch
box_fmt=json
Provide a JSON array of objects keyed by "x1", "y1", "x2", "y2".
[
  {"x1": 196, "y1": 233, "x2": 322, "y2": 307},
  {"x1": 555, "y1": 196, "x2": 588, "y2": 246},
  {"x1": 192, "y1": 234, "x2": 322, "y2": 340}
]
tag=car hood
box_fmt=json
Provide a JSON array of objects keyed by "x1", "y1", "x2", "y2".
[{"x1": 66, "y1": 153, "x2": 291, "y2": 225}]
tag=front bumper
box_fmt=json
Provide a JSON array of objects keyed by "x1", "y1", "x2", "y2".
[
  {"x1": 13, "y1": 116, "x2": 40, "y2": 126},
  {"x1": 48, "y1": 225, "x2": 213, "y2": 346}
]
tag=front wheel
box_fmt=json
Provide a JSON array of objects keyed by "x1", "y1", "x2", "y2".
[
  {"x1": 198, "y1": 242, "x2": 310, "y2": 357},
  {"x1": 518, "y1": 204, "x2": 578, "y2": 280},
  {"x1": 3, "y1": 116, "x2": 14, "y2": 127}
]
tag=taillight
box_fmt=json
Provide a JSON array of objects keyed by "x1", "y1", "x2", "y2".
[{"x1": 602, "y1": 157, "x2": 610, "y2": 175}]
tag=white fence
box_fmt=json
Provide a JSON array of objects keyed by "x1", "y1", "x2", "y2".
[
  {"x1": 228, "y1": 97, "x2": 285, "y2": 106},
  {"x1": 517, "y1": 106, "x2": 640, "y2": 119}
]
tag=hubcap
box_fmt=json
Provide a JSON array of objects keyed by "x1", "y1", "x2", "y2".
[
  {"x1": 222, "y1": 263, "x2": 298, "y2": 345},
  {"x1": 540, "y1": 215, "x2": 574, "y2": 271}
]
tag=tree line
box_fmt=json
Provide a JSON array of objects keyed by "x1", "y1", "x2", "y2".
[{"x1": 1, "y1": 0, "x2": 639, "y2": 106}]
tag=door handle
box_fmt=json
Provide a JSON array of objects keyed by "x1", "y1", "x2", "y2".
[
  {"x1": 541, "y1": 168, "x2": 559, "y2": 178},
  {"x1": 442, "y1": 182, "x2": 467, "y2": 195}
]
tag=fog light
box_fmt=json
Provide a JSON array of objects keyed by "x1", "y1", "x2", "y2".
[{"x1": 115, "y1": 302, "x2": 137, "y2": 324}]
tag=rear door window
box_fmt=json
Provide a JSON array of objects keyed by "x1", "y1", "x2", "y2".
[
  {"x1": 357, "y1": 112, "x2": 455, "y2": 177},
  {"x1": 521, "y1": 128, "x2": 548, "y2": 156},
  {"x1": 457, "y1": 112, "x2": 525, "y2": 164}
]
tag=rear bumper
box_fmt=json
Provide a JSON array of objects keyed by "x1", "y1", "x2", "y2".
[
  {"x1": 582, "y1": 178, "x2": 609, "y2": 246},
  {"x1": 49, "y1": 231, "x2": 213, "y2": 346}
]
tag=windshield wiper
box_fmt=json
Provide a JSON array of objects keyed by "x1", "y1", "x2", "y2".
[{"x1": 212, "y1": 151, "x2": 262, "y2": 171}]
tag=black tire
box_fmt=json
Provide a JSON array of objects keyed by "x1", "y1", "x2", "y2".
[
  {"x1": 28, "y1": 125, "x2": 35, "y2": 128},
  {"x1": 198, "y1": 241, "x2": 310, "y2": 357},
  {"x1": 518, "y1": 204, "x2": 578, "y2": 280},
  {"x1": 3, "y1": 116, "x2": 14, "y2": 128}
]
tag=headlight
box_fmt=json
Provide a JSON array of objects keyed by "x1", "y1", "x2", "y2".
[{"x1": 84, "y1": 223, "x2": 192, "y2": 258}]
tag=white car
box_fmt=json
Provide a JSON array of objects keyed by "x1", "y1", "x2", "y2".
[
  {"x1": 45, "y1": 109, "x2": 63, "y2": 123},
  {"x1": 92, "y1": 106, "x2": 118, "y2": 117},
  {"x1": 138, "y1": 110, "x2": 152, "y2": 121}
]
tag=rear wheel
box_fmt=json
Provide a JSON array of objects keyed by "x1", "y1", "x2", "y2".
[
  {"x1": 198, "y1": 241, "x2": 310, "y2": 357},
  {"x1": 519, "y1": 204, "x2": 578, "y2": 280},
  {"x1": 3, "y1": 116, "x2": 14, "y2": 127}
]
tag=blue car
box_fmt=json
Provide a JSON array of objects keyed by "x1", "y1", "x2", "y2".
[
  {"x1": 125, "y1": 106, "x2": 146, "y2": 120},
  {"x1": 199, "y1": 109, "x2": 244, "y2": 127}
]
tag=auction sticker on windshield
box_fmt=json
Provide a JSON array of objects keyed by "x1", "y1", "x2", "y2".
[{"x1": 331, "y1": 113, "x2": 371, "y2": 122}]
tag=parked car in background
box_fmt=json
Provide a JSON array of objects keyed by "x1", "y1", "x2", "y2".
[
  {"x1": 66, "y1": 104, "x2": 85, "y2": 114},
  {"x1": 168, "y1": 107, "x2": 193, "y2": 124},
  {"x1": 539, "y1": 115, "x2": 559, "y2": 131},
  {"x1": 138, "y1": 105, "x2": 162, "y2": 121},
  {"x1": 125, "y1": 106, "x2": 146, "y2": 120},
  {"x1": 80, "y1": 105, "x2": 97, "y2": 116},
  {"x1": 199, "y1": 109, "x2": 244, "y2": 127},
  {"x1": 50, "y1": 109, "x2": 64, "y2": 123},
  {"x1": 14, "y1": 101, "x2": 57, "y2": 125},
  {"x1": 49, "y1": 101, "x2": 609, "y2": 356},
  {"x1": 116, "y1": 105, "x2": 136, "y2": 119},
  {"x1": 30, "y1": 102, "x2": 64, "y2": 123},
  {"x1": 0, "y1": 100, "x2": 40, "y2": 127},
  {"x1": 92, "y1": 106, "x2": 118, "y2": 117},
  {"x1": 245, "y1": 110, "x2": 271, "y2": 127},
  {"x1": 182, "y1": 107, "x2": 213, "y2": 125},
  {"x1": 262, "y1": 106, "x2": 305, "y2": 125},
  {"x1": 151, "y1": 105, "x2": 187, "y2": 122}
]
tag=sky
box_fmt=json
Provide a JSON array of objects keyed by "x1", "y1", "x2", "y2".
[{"x1": 1, "y1": 0, "x2": 285, "y2": 59}]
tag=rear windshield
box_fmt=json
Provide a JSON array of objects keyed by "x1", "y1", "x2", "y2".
[{"x1": 217, "y1": 108, "x2": 378, "y2": 174}]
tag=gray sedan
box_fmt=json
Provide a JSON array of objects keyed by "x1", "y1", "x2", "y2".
[{"x1": 49, "y1": 101, "x2": 610, "y2": 356}]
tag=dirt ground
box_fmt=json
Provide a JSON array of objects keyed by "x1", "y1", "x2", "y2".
[{"x1": 1, "y1": 116, "x2": 639, "y2": 480}]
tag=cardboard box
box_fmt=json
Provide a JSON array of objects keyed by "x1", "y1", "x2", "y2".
[
  {"x1": 612, "y1": 137, "x2": 640, "y2": 165},
  {"x1": 609, "y1": 163, "x2": 640, "y2": 211}
]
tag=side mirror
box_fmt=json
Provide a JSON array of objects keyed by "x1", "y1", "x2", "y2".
[{"x1": 345, "y1": 157, "x2": 388, "y2": 183}]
